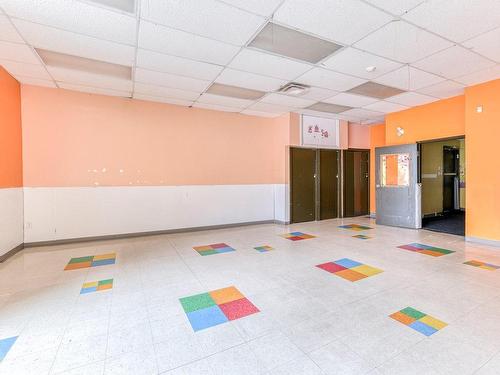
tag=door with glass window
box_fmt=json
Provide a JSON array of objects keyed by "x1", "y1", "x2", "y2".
[{"x1": 375, "y1": 144, "x2": 421, "y2": 228}]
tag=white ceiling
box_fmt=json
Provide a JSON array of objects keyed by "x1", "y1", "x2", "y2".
[{"x1": 1, "y1": 0, "x2": 500, "y2": 125}]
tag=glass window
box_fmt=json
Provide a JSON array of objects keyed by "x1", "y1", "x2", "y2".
[{"x1": 381, "y1": 153, "x2": 410, "y2": 187}]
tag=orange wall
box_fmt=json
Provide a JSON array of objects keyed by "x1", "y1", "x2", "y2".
[
  {"x1": 385, "y1": 96, "x2": 465, "y2": 145},
  {"x1": 0, "y1": 67, "x2": 23, "y2": 188},
  {"x1": 21, "y1": 85, "x2": 291, "y2": 187},
  {"x1": 465, "y1": 79, "x2": 500, "y2": 241},
  {"x1": 369, "y1": 124, "x2": 386, "y2": 213}
]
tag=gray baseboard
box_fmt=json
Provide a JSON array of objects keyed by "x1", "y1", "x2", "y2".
[
  {"x1": 24, "y1": 219, "x2": 283, "y2": 248},
  {"x1": 0, "y1": 243, "x2": 24, "y2": 263},
  {"x1": 465, "y1": 236, "x2": 500, "y2": 248}
]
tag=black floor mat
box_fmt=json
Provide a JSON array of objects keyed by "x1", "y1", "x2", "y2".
[{"x1": 422, "y1": 212, "x2": 465, "y2": 236}]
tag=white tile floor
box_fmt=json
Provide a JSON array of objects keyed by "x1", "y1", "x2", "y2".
[{"x1": 1, "y1": 217, "x2": 500, "y2": 374}]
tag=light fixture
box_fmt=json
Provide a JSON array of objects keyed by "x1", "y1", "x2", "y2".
[
  {"x1": 347, "y1": 82, "x2": 406, "y2": 99},
  {"x1": 206, "y1": 83, "x2": 265, "y2": 100},
  {"x1": 36, "y1": 48, "x2": 132, "y2": 80},
  {"x1": 278, "y1": 82, "x2": 309, "y2": 96},
  {"x1": 306, "y1": 102, "x2": 352, "y2": 114},
  {"x1": 397, "y1": 127, "x2": 405, "y2": 137},
  {"x1": 249, "y1": 22, "x2": 343, "y2": 64},
  {"x1": 476, "y1": 105, "x2": 483, "y2": 113},
  {"x1": 366, "y1": 66, "x2": 377, "y2": 73},
  {"x1": 90, "y1": 0, "x2": 136, "y2": 13}
]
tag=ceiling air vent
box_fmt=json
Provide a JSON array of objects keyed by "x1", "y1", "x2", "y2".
[{"x1": 278, "y1": 82, "x2": 310, "y2": 96}]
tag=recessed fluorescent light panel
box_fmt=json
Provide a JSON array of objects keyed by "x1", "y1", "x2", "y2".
[
  {"x1": 347, "y1": 82, "x2": 405, "y2": 99},
  {"x1": 90, "y1": 0, "x2": 136, "y2": 13},
  {"x1": 307, "y1": 102, "x2": 352, "y2": 114},
  {"x1": 206, "y1": 83, "x2": 265, "y2": 100},
  {"x1": 249, "y1": 22, "x2": 343, "y2": 64},
  {"x1": 36, "y1": 48, "x2": 132, "y2": 80}
]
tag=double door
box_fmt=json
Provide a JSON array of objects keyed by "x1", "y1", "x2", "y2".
[{"x1": 290, "y1": 148, "x2": 340, "y2": 223}]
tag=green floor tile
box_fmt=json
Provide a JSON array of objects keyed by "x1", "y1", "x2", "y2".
[
  {"x1": 401, "y1": 307, "x2": 426, "y2": 320},
  {"x1": 180, "y1": 293, "x2": 216, "y2": 313}
]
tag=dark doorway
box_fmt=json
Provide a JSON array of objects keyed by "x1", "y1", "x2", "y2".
[
  {"x1": 343, "y1": 149, "x2": 369, "y2": 217},
  {"x1": 420, "y1": 138, "x2": 465, "y2": 236},
  {"x1": 290, "y1": 148, "x2": 316, "y2": 223},
  {"x1": 320, "y1": 149, "x2": 340, "y2": 220}
]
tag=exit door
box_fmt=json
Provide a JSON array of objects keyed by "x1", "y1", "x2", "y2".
[{"x1": 375, "y1": 144, "x2": 421, "y2": 228}]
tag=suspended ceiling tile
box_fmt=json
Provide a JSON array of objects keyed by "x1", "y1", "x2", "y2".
[
  {"x1": 402, "y1": 0, "x2": 500, "y2": 42},
  {"x1": 354, "y1": 20, "x2": 453, "y2": 63},
  {"x1": 0, "y1": 40, "x2": 40, "y2": 64},
  {"x1": 374, "y1": 66, "x2": 446, "y2": 91},
  {"x1": 463, "y1": 27, "x2": 500, "y2": 63},
  {"x1": 136, "y1": 49, "x2": 223, "y2": 82},
  {"x1": 247, "y1": 101, "x2": 291, "y2": 114},
  {"x1": 47, "y1": 66, "x2": 133, "y2": 91},
  {"x1": 363, "y1": 0, "x2": 426, "y2": 16},
  {"x1": 361, "y1": 116, "x2": 385, "y2": 125},
  {"x1": 387, "y1": 91, "x2": 438, "y2": 106},
  {"x1": 322, "y1": 47, "x2": 402, "y2": 79},
  {"x1": 14, "y1": 75, "x2": 56, "y2": 88},
  {"x1": 454, "y1": 65, "x2": 500, "y2": 86},
  {"x1": 134, "y1": 68, "x2": 211, "y2": 92},
  {"x1": 300, "y1": 108, "x2": 352, "y2": 120},
  {"x1": 229, "y1": 48, "x2": 312, "y2": 80},
  {"x1": 413, "y1": 45, "x2": 496, "y2": 79},
  {"x1": 296, "y1": 67, "x2": 366, "y2": 92},
  {"x1": 342, "y1": 108, "x2": 384, "y2": 119},
  {"x1": 133, "y1": 93, "x2": 193, "y2": 107},
  {"x1": 274, "y1": 0, "x2": 393, "y2": 45},
  {"x1": 133, "y1": 82, "x2": 201, "y2": 101},
  {"x1": 260, "y1": 93, "x2": 316, "y2": 108},
  {"x1": 0, "y1": 15, "x2": 23, "y2": 43},
  {"x1": 57, "y1": 82, "x2": 131, "y2": 97},
  {"x1": 323, "y1": 92, "x2": 378, "y2": 107},
  {"x1": 241, "y1": 109, "x2": 284, "y2": 118},
  {"x1": 363, "y1": 100, "x2": 409, "y2": 114},
  {"x1": 285, "y1": 86, "x2": 339, "y2": 101},
  {"x1": 0, "y1": 0, "x2": 137, "y2": 45},
  {"x1": 138, "y1": 21, "x2": 240, "y2": 66},
  {"x1": 417, "y1": 80, "x2": 465, "y2": 99},
  {"x1": 89, "y1": 0, "x2": 136, "y2": 13},
  {"x1": 0, "y1": 59, "x2": 51, "y2": 80},
  {"x1": 13, "y1": 19, "x2": 136, "y2": 66},
  {"x1": 197, "y1": 93, "x2": 254, "y2": 109},
  {"x1": 215, "y1": 68, "x2": 287, "y2": 92},
  {"x1": 193, "y1": 102, "x2": 241, "y2": 113},
  {"x1": 219, "y1": 0, "x2": 283, "y2": 17},
  {"x1": 140, "y1": 0, "x2": 265, "y2": 46}
]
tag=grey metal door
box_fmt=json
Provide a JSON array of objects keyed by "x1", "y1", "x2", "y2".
[{"x1": 375, "y1": 144, "x2": 421, "y2": 229}]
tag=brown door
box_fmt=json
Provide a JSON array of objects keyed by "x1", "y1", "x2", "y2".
[
  {"x1": 291, "y1": 148, "x2": 316, "y2": 223},
  {"x1": 320, "y1": 149, "x2": 339, "y2": 220},
  {"x1": 344, "y1": 150, "x2": 369, "y2": 217}
]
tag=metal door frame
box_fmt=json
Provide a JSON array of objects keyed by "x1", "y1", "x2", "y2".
[{"x1": 342, "y1": 148, "x2": 370, "y2": 218}]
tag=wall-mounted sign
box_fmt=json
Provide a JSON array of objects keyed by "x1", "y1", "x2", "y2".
[{"x1": 301, "y1": 115, "x2": 340, "y2": 148}]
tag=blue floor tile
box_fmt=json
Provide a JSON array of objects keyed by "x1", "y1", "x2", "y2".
[
  {"x1": 0, "y1": 336, "x2": 18, "y2": 361},
  {"x1": 186, "y1": 305, "x2": 228, "y2": 331},
  {"x1": 409, "y1": 321, "x2": 438, "y2": 336},
  {"x1": 334, "y1": 258, "x2": 362, "y2": 269}
]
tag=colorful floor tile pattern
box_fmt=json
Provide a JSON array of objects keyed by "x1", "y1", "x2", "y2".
[
  {"x1": 316, "y1": 258, "x2": 383, "y2": 282},
  {"x1": 390, "y1": 307, "x2": 447, "y2": 336},
  {"x1": 179, "y1": 286, "x2": 259, "y2": 331},
  {"x1": 64, "y1": 253, "x2": 116, "y2": 270},
  {"x1": 254, "y1": 245, "x2": 273, "y2": 252},
  {"x1": 397, "y1": 243, "x2": 455, "y2": 257},
  {"x1": 281, "y1": 232, "x2": 316, "y2": 241},
  {"x1": 464, "y1": 260, "x2": 500, "y2": 271},
  {"x1": 353, "y1": 235, "x2": 371, "y2": 240},
  {"x1": 193, "y1": 243, "x2": 236, "y2": 256},
  {"x1": 80, "y1": 279, "x2": 113, "y2": 294},
  {"x1": 0, "y1": 336, "x2": 18, "y2": 361},
  {"x1": 338, "y1": 224, "x2": 373, "y2": 231}
]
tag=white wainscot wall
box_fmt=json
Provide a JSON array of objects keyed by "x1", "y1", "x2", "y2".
[
  {"x1": 23, "y1": 185, "x2": 287, "y2": 243},
  {"x1": 0, "y1": 188, "x2": 24, "y2": 256}
]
